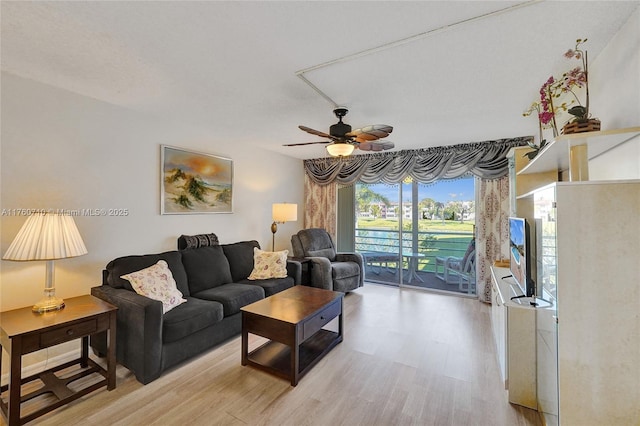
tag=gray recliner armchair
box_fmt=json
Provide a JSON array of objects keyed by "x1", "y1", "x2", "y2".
[{"x1": 291, "y1": 228, "x2": 364, "y2": 292}]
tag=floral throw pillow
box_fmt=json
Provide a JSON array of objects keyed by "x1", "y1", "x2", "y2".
[
  {"x1": 121, "y1": 260, "x2": 187, "y2": 314},
  {"x1": 247, "y1": 247, "x2": 288, "y2": 280}
]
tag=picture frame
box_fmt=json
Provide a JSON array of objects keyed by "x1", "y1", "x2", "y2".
[{"x1": 161, "y1": 145, "x2": 233, "y2": 214}]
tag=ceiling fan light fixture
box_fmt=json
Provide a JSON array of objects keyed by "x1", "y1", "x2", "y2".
[{"x1": 326, "y1": 143, "x2": 354, "y2": 157}]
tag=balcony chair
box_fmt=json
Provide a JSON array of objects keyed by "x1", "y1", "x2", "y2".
[
  {"x1": 291, "y1": 228, "x2": 364, "y2": 293},
  {"x1": 435, "y1": 238, "x2": 476, "y2": 293}
]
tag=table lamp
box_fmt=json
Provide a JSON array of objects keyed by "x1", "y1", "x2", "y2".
[
  {"x1": 2, "y1": 212, "x2": 88, "y2": 313},
  {"x1": 271, "y1": 203, "x2": 297, "y2": 251}
]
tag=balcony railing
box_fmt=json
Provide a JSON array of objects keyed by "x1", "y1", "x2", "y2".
[{"x1": 355, "y1": 228, "x2": 474, "y2": 274}]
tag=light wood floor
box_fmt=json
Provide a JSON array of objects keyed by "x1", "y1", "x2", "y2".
[{"x1": 9, "y1": 284, "x2": 540, "y2": 426}]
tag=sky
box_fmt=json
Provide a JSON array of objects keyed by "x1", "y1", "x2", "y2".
[{"x1": 361, "y1": 177, "x2": 475, "y2": 203}]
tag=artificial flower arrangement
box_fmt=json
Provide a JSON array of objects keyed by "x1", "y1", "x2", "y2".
[
  {"x1": 561, "y1": 39, "x2": 590, "y2": 123},
  {"x1": 523, "y1": 38, "x2": 598, "y2": 158}
]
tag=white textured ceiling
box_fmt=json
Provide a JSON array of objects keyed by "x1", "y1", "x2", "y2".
[{"x1": 2, "y1": 1, "x2": 638, "y2": 159}]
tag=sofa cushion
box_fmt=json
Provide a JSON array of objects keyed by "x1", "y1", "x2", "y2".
[
  {"x1": 221, "y1": 240, "x2": 259, "y2": 282},
  {"x1": 192, "y1": 283, "x2": 264, "y2": 316},
  {"x1": 237, "y1": 277, "x2": 295, "y2": 297},
  {"x1": 120, "y1": 260, "x2": 187, "y2": 314},
  {"x1": 104, "y1": 251, "x2": 190, "y2": 297},
  {"x1": 162, "y1": 297, "x2": 224, "y2": 344},
  {"x1": 177, "y1": 233, "x2": 219, "y2": 250},
  {"x1": 248, "y1": 248, "x2": 289, "y2": 280},
  {"x1": 332, "y1": 261, "x2": 360, "y2": 280},
  {"x1": 181, "y1": 245, "x2": 232, "y2": 294}
]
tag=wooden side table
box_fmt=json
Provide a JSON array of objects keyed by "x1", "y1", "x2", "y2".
[{"x1": 0, "y1": 295, "x2": 117, "y2": 425}]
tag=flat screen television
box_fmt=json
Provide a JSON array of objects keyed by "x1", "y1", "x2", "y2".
[{"x1": 509, "y1": 217, "x2": 535, "y2": 297}]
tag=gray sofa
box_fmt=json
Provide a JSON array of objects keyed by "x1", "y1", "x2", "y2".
[{"x1": 90, "y1": 238, "x2": 300, "y2": 384}]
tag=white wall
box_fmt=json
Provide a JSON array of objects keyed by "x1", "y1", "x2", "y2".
[
  {"x1": 589, "y1": 7, "x2": 640, "y2": 179},
  {"x1": 1, "y1": 72, "x2": 304, "y2": 313}
]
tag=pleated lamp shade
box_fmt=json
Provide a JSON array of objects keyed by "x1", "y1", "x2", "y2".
[
  {"x1": 3, "y1": 213, "x2": 87, "y2": 261},
  {"x1": 3, "y1": 213, "x2": 87, "y2": 313}
]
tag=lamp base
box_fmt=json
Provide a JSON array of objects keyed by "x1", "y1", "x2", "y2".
[
  {"x1": 271, "y1": 221, "x2": 278, "y2": 252},
  {"x1": 32, "y1": 296, "x2": 65, "y2": 313}
]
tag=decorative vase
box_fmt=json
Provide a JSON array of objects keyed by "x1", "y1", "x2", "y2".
[{"x1": 562, "y1": 118, "x2": 601, "y2": 135}]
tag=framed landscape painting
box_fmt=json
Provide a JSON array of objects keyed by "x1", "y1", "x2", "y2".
[{"x1": 161, "y1": 145, "x2": 233, "y2": 214}]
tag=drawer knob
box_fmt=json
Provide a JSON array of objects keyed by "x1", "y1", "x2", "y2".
[
  {"x1": 66, "y1": 329, "x2": 74, "y2": 336},
  {"x1": 320, "y1": 316, "x2": 325, "y2": 320}
]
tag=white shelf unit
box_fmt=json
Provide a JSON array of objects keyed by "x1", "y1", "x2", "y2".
[
  {"x1": 530, "y1": 180, "x2": 640, "y2": 426},
  {"x1": 507, "y1": 146, "x2": 557, "y2": 219},
  {"x1": 500, "y1": 128, "x2": 640, "y2": 423},
  {"x1": 518, "y1": 127, "x2": 640, "y2": 176}
]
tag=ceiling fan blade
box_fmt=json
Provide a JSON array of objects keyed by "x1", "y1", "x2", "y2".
[
  {"x1": 357, "y1": 140, "x2": 395, "y2": 152},
  {"x1": 299, "y1": 125, "x2": 333, "y2": 139},
  {"x1": 347, "y1": 124, "x2": 393, "y2": 142},
  {"x1": 283, "y1": 141, "x2": 330, "y2": 147}
]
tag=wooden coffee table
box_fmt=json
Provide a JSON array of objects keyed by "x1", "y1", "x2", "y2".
[{"x1": 241, "y1": 285, "x2": 343, "y2": 386}]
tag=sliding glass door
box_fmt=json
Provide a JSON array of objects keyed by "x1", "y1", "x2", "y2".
[
  {"x1": 354, "y1": 178, "x2": 476, "y2": 295},
  {"x1": 355, "y1": 183, "x2": 402, "y2": 286}
]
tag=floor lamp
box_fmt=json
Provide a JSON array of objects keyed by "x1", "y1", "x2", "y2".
[
  {"x1": 3, "y1": 212, "x2": 88, "y2": 313},
  {"x1": 271, "y1": 203, "x2": 297, "y2": 251}
]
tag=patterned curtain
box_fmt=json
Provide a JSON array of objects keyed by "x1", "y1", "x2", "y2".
[
  {"x1": 303, "y1": 174, "x2": 337, "y2": 241},
  {"x1": 475, "y1": 176, "x2": 510, "y2": 303}
]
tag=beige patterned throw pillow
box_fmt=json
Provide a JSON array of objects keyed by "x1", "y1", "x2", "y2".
[
  {"x1": 248, "y1": 247, "x2": 288, "y2": 280},
  {"x1": 121, "y1": 260, "x2": 187, "y2": 313}
]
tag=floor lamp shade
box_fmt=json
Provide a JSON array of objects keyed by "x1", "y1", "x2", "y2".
[
  {"x1": 272, "y1": 203, "x2": 298, "y2": 223},
  {"x1": 3, "y1": 213, "x2": 88, "y2": 312},
  {"x1": 271, "y1": 203, "x2": 297, "y2": 251}
]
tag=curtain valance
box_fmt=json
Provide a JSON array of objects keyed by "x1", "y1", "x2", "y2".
[{"x1": 303, "y1": 137, "x2": 532, "y2": 185}]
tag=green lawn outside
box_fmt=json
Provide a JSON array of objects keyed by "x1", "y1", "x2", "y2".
[{"x1": 357, "y1": 218, "x2": 474, "y2": 233}]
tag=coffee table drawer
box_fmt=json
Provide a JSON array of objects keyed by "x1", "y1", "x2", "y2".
[{"x1": 302, "y1": 299, "x2": 341, "y2": 341}]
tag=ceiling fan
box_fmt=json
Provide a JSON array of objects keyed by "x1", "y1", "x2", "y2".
[{"x1": 284, "y1": 107, "x2": 394, "y2": 156}]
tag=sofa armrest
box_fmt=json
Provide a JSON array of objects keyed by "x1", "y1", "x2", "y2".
[
  {"x1": 336, "y1": 252, "x2": 365, "y2": 287},
  {"x1": 306, "y1": 257, "x2": 333, "y2": 290},
  {"x1": 336, "y1": 252, "x2": 363, "y2": 265},
  {"x1": 286, "y1": 260, "x2": 302, "y2": 285},
  {"x1": 91, "y1": 285, "x2": 164, "y2": 384}
]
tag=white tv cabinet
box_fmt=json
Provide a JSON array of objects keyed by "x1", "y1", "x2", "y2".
[
  {"x1": 490, "y1": 266, "x2": 509, "y2": 388},
  {"x1": 490, "y1": 265, "x2": 537, "y2": 409}
]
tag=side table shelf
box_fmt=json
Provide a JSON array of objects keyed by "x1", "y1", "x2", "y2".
[{"x1": 0, "y1": 295, "x2": 117, "y2": 426}]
